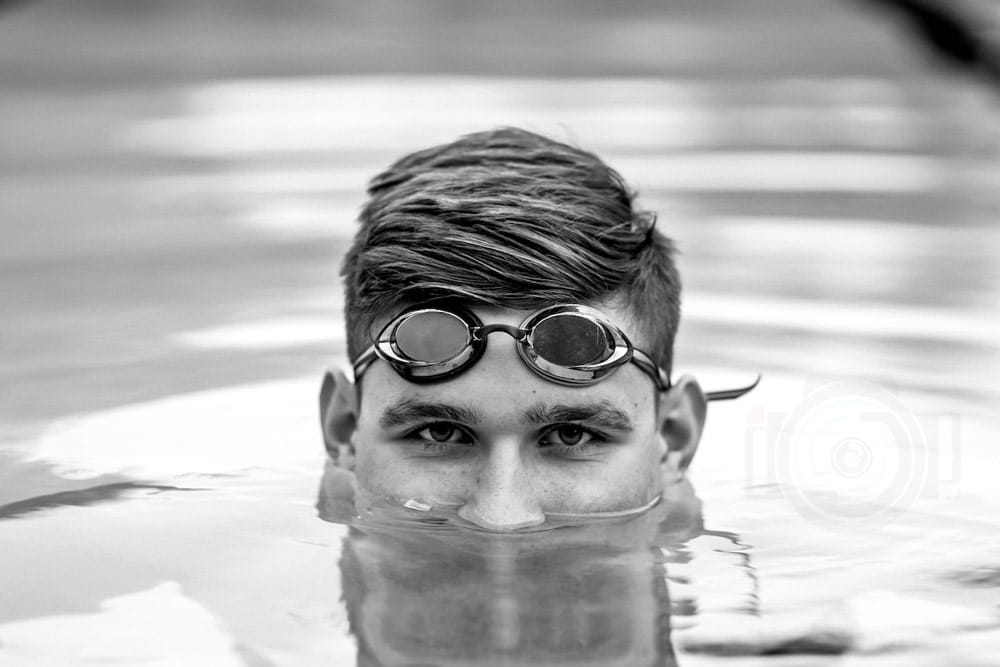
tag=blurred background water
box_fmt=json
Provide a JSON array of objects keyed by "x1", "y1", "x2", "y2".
[{"x1": 2, "y1": 1, "x2": 1000, "y2": 665}]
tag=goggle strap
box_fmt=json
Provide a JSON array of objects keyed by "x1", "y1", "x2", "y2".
[
  {"x1": 629, "y1": 349, "x2": 671, "y2": 392},
  {"x1": 352, "y1": 346, "x2": 378, "y2": 382},
  {"x1": 704, "y1": 374, "x2": 761, "y2": 401},
  {"x1": 629, "y1": 350, "x2": 762, "y2": 400}
]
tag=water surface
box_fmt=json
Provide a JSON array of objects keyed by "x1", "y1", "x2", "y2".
[{"x1": 2, "y1": 2, "x2": 1000, "y2": 665}]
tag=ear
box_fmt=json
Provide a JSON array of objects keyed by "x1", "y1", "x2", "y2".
[
  {"x1": 319, "y1": 368, "x2": 359, "y2": 471},
  {"x1": 657, "y1": 375, "x2": 707, "y2": 477}
]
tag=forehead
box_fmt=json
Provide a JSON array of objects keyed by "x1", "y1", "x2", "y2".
[{"x1": 360, "y1": 363, "x2": 653, "y2": 428}]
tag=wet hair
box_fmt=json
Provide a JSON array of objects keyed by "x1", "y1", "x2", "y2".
[{"x1": 341, "y1": 127, "x2": 682, "y2": 374}]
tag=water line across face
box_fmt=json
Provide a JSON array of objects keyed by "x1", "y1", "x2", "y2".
[{"x1": 396, "y1": 493, "x2": 664, "y2": 533}]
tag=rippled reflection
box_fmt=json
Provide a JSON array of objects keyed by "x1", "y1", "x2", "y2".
[{"x1": 321, "y1": 463, "x2": 705, "y2": 666}]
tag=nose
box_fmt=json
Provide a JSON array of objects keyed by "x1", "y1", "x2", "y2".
[{"x1": 458, "y1": 441, "x2": 545, "y2": 532}]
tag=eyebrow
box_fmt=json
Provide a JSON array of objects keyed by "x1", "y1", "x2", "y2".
[
  {"x1": 379, "y1": 399, "x2": 482, "y2": 429},
  {"x1": 522, "y1": 402, "x2": 634, "y2": 432},
  {"x1": 377, "y1": 399, "x2": 634, "y2": 432}
]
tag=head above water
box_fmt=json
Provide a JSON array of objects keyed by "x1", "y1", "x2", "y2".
[
  {"x1": 322, "y1": 127, "x2": 707, "y2": 532},
  {"x1": 341, "y1": 126, "x2": 681, "y2": 373}
]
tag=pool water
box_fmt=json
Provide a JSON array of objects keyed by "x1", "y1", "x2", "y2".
[
  {"x1": 2, "y1": 368, "x2": 999, "y2": 665},
  {"x1": 3, "y1": 2, "x2": 1000, "y2": 664}
]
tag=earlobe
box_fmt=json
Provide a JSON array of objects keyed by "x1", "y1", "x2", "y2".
[
  {"x1": 319, "y1": 369, "x2": 359, "y2": 471},
  {"x1": 657, "y1": 375, "x2": 707, "y2": 475}
]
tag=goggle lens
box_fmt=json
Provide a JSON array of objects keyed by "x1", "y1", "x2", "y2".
[
  {"x1": 529, "y1": 314, "x2": 609, "y2": 366},
  {"x1": 394, "y1": 310, "x2": 470, "y2": 362}
]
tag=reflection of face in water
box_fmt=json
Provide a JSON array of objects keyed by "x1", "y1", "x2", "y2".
[{"x1": 328, "y1": 479, "x2": 702, "y2": 667}]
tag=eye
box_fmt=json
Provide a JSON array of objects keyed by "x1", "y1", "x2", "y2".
[
  {"x1": 539, "y1": 424, "x2": 600, "y2": 449},
  {"x1": 412, "y1": 422, "x2": 473, "y2": 446}
]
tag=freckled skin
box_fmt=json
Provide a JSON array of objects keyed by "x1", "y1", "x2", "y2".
[{"x1": 352, "y1": 305, "x2": 677, "y2": 530}]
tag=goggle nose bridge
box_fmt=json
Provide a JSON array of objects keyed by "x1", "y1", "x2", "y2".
[{"x1": 472, "y1": 323, "x2": 527, "y2": 341}]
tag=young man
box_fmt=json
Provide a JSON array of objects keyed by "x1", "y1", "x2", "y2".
[{"x1": 320, "y1": 127, "x2": 752, "y2": 532}]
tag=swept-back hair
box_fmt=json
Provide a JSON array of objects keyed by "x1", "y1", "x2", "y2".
[{"x1": 341, "y1": 127, "x2": 682, "y2": 374}]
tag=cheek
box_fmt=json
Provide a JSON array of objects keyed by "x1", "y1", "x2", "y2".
[
  {"x1": 617, "y1": 440, "x2": 665, "y2": 502},
  {"x1": 564, "y1": 437, "x2": 664, "y2": 512},
  {"x1": 352, "y1": 428, "x2": 469, "y2": 502},
  {"x1": 620, "y1": 431, "x2": 666, "y2": 498},
  {"x1": 352, "y1": 443, "x2": 386, "y2": 492},
  {"x1": 605, "y1": 394, "x2": 664, "y2": 503},
  {"x1": 352, "y1": 432, "x2": 407, "y2": 497}
]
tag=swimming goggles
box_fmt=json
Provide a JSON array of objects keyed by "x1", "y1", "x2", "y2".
[{"x1": 353, "y1": 304, "x2": 758, "y2": 400}]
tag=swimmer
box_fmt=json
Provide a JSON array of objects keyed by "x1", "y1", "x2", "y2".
[{"x1": 319, "y1": 128, "x2": 755, "y2": 532}]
